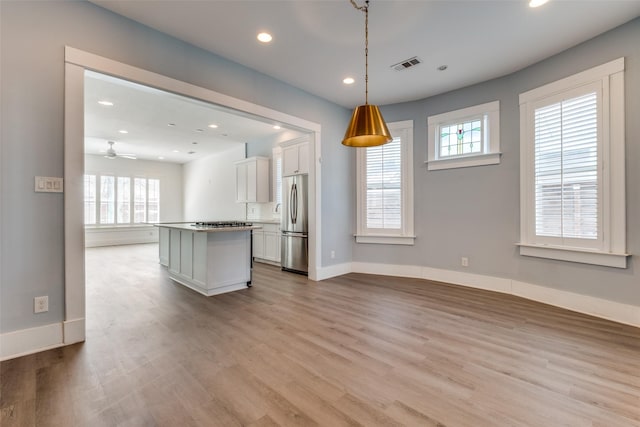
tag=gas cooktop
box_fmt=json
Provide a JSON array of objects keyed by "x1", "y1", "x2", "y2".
[{"x1": 192, "y1": 221, "x2": 253, "y2": 228}]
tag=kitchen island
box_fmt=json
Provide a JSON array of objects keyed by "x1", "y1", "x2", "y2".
[{"x1": 156, "y1": 222, "x2": 261, "y2": 296}]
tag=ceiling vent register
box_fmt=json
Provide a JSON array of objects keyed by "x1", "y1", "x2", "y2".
[{"x1": 391, "y1": 57, "x2": 422, "y2": 71}]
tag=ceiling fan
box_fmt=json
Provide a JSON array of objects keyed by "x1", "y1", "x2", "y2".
[{"x1": 104, "y1": 141, "x2": 136, "y2": 160}]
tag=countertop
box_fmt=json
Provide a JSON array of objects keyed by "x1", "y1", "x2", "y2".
[{"x1": 155, "y1": 223, "x2": 262, "y2": 232}]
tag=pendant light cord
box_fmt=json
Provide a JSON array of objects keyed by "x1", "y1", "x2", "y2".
[{"x1": 350, "y1": 0, "x2": 370, "y2": 105}]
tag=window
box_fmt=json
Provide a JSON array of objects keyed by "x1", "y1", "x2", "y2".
[
  {"x1": 133, "y1": 178, "x2": 147, "y2": 223},
  {"x1": 356, "y1": 120, "x2": 414, "y2": 245},
  {"x1": 117, "y1": 177, "x2": 130, "y2": 224},
  {"x1": 84, "y1": 174, "x2": 160, "y2": 225},
  {"x1": 100, "y1": 175, "x2": 115, "y2": 224},
  {"x1": 427, "y1": 100, "x2": 500, "y2": 170},
  {"x1": 519, "y1": 58, "x2": 627, "y2": 268},
  {"x1": 84, "y1": 174, "x2": 97, "y2": 225},
  {"x1": 148, "y1": 179, "x2": 160, "y2": 223}
]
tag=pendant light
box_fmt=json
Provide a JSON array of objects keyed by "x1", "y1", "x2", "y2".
[{"x1": 342, "y1": 0, "x2": 392, "y2": 147}]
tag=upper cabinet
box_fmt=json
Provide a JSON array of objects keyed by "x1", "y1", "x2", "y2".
[
  {"x1": 282, "y1": 139, "x2": 309, "y2": 176},
  {"x1": 235, "y1": 157, "x2": 270, "y2": 203}
]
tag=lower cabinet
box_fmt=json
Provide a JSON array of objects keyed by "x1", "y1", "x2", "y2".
[{"x1": 252, "y1": 222, "x2": 281, "y2": 265}]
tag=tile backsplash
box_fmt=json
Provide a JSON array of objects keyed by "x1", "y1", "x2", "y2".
[{"x1": 247, "y1": 202, "x2": 281, "y2": 222}]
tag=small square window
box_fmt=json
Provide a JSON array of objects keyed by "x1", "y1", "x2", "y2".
[{"x1": 427, "y1": 101, "x2": 500, "y2": 170}]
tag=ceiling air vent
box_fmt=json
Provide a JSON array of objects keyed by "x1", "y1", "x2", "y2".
[{"x1": 391, "y1": 56, "x2": 422, "y2": 71}]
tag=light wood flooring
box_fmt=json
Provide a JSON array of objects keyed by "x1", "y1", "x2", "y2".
[{"x1": 1, "y1": 243, "x2": 639, "y2": 426}]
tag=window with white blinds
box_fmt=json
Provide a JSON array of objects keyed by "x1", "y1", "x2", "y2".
[
  {"x1": 519, "y1": 58, "x2": 627, "y2": 268},
  {"x1": 356, "y1": 120, "x2": 414, "y2": 245},
  {"x1": 534, "y1": 92, "x2": 599, "y2": 241},
  {"x1": 365, "y1": 137, "x2": 402, "y2": 230},
  {"x1": 84, "y1": 174, "x2": 160, "y2": 225}
]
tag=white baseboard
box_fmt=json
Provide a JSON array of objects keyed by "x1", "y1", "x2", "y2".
[
  {"x1": 64, "y1": 318, "x2": 86, "y2": 344},
  {"x1": 1, "y1": 323, "x2": 64, "y2": 361},
  {"x1": 316, "y1": 262, "x2": 352, "y2": 281},
  {"x1": 85, "y1": 227, "x2": 158, "y2": 248},
  {"x1": 511, "y1": 281, "x2": 640, "y2": 327},
  {"x1": 343, "y1": 262, "x2": 640, "y2": 328}
]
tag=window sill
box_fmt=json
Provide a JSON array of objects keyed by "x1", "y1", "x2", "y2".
[
  {"x1": 517, "y1": 243, "x2": 629, "y2": 268},
  {"x1": 426, "y1": 152, "x2": 501, "y2": 171},
  {"x1": 355, "y1": 234, "x2": 416, "y2": 245}
]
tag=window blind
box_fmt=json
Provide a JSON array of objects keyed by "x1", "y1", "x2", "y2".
[
  {"x1": 117, "y1": 177, "x2": 131, "y2": 224},
  {"x1": 534, "y1": 92, "x2": 598, "y2": 240},
  {"x1": 366, "y1": 137, "x2": 402, "y2": 229}
]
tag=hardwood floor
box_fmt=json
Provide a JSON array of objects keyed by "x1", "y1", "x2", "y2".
[{"x1": 1, "y1": 243, "x2": 639, "y2": 426}]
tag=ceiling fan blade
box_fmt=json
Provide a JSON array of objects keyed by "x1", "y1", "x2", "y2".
[{"x1": 119, "y1": 155, "x2": 137, "y2": 160}]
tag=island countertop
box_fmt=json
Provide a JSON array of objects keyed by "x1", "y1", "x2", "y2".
[{"x1": 155, "y1": 222, "x2": 262, "y2": 232}]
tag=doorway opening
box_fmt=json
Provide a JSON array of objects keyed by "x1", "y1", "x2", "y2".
[{"x1": 64, "y1": 47, "x2": 321, "y2": 345}]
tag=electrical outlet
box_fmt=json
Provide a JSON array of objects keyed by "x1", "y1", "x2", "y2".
[
  {"x1": 330, "y1": 250, "x2": 335, "y2": 259},
  {"x1": 34, "y1": 296, "x2": 49, "y2": 313},
  {"x1": 461, "y1": 257, "x2": 469, "y2": 267}
]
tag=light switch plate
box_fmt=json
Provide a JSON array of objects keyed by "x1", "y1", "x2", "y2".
[{"x1": 35, "y1": 176, "x2": 64, "y2": 193}]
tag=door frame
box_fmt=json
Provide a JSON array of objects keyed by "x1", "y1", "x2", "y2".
[{"x1": 64, "y1": 47, "x2": 322, "y2": 343}]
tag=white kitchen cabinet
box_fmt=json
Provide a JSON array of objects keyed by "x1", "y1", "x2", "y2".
[
  {"x1": 159, "y1": 224, "x2": 252, "y2": 296},
  {"x1": 252, "y1": 222, "x2": 281, "y2": 265},
  {"x1": 235, "y1": 157, "x2": 269, "y2": 203},
  {"x1": 252, "y1": 230, "x2": 265, "y2": 259},
  {"x1": 159, "y1": 227, "x2": 170, "y2": 266},
  {"x1": 282, "y1": 141, "x2": 309, "y2": 176}
]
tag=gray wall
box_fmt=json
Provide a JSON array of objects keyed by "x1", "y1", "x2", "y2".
[
  {"x1": 0, "y1": 1, "x2": 353, "y2": 333},
  {"x1": 355, "y1": 18, "x2": 640, "y2": 306}
]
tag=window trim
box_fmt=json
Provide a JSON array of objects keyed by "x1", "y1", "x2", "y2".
[
  {"x1": 427, "y1": 100, "x2": 501, "y2": 170},
  {"x1": 518, "y1": 57, "x2": 629, "y2": 268},
  {"x1": 355, "y1": 120, "x2": 415, "y2": 245}
]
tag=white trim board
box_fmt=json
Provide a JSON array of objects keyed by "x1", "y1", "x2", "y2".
[
  {"x1": 1, "y1": 323, "x2": 64, "y2": 361},
  {"x1": 0, "y1": 319, "x2": 87, "y2": 361},
  {"x1": 318, "y1": 262, "x2": 640, "y2": 328}
]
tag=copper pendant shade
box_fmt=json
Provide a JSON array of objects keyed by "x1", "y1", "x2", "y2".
[
  {"x1": 342, "y1": 0, "x2": 392, "y2": 147},
  {"x1": 342, "y1": 104, "x2": 392, "y2": 147}
]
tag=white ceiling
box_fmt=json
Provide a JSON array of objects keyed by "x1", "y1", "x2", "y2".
[
  {"x1": 90, "y1": 0, "x2": 640, "y2": 108},
  {"x1": 85, "y1": 71, "x2": 304, "y2": 163}
]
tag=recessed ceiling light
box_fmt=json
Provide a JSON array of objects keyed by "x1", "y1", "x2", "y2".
[
  {"x1": 172, "y1": 150, "x2": 180, "y2": 153},
  {"x1": 118, "y1": 129, "x2": 128, "y2": 134},
  {"x1": 343, "y1": 77, "x2": 355, "y2": 85},
  {"x1": 188, "y1": 151, "x2": 196, "y2": 155},
  {"x1": 192, "y1": 142, "x2": 198, "y2": 145},
  {"x1": 158, "y1": 156, "x2": 164, "y2": 160},
  {"x1": 168, "y1": 123, "x2": 176, "y2": 127},
  {"x1": 529, "y1": 0, "x2": 549, "y2": 7},
  {"x1": 195, "y1": 129, "x2": 204, "y2": 132},
  {"x1": 437, "y1": 65, "x2": 448, "y2": 71},
  {"x1": 257, "y1": 32, "x2": 272, "y2": 43},
  {"x1": 273, "y1": 125, "x2": 281, "y2": 130},
  {"x1": 208, "y1": 124, "x2": 218, "y2": 129},
  {"x1": 98, "y1": 100, "x2": 114, "y2": 106}
]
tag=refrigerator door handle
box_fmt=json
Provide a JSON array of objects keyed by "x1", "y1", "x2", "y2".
[
  {"x1": 281, "y1": 231, "x2": 307, "y2": 238},
  {"x1": 292, "y1": 183, "x2": 298, "y2": 224}
]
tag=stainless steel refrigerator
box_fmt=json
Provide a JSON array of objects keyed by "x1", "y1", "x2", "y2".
[{"x1": 281, "y1": 174, "x2": 308, "y2": 274}]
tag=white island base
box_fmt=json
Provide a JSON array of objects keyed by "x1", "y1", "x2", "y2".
[{"x1": 158, "y1": 225, "x2": 254, "y2": 296}]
